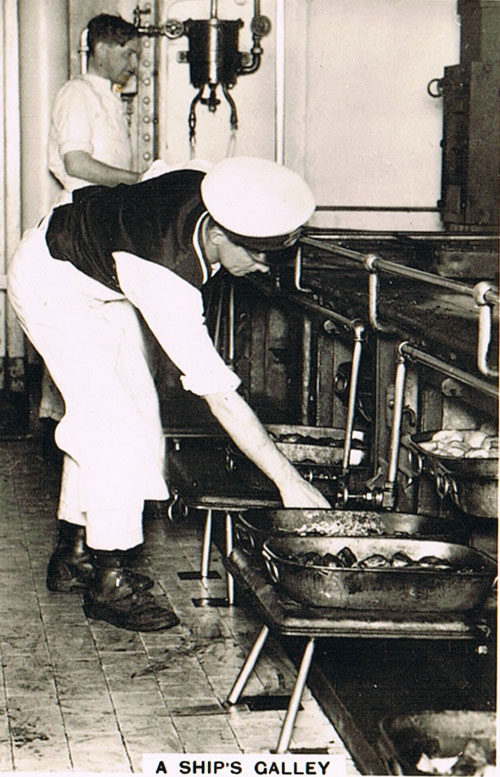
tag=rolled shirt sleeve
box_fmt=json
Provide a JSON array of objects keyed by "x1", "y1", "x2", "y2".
[
  {"x1": 50, "y1": 80, "x2": 95, "y2": 158},
  {"x1": 114, "y1": 250, "x2": 241, "y2": 396}
]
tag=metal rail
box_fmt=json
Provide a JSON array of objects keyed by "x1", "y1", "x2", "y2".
[
  {"x1": 401, "y1": 344, "x2": 498, "y2": 399},
  {"x1": 300, "y1": 236, "x2": 498, "y2": 302},
  {"x1": 298, "y1": 236, "x2": 499, "y2": 376}
]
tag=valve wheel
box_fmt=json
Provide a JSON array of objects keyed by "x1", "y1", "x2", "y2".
[{"x1": 164, "y1": 19, "x2": 184, "y2": 38}]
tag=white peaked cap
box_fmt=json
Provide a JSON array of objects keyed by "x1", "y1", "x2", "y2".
[{"x1": 201, "y1": 156, "x2": 316, "y2": 238}]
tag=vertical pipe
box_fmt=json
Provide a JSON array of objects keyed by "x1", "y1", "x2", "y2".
[
  {"x1": 387, "y1": 353, "x2": 407, "y2": 487},
  {"x1": 301, "y1": 318, "x2": 312, "y2": 424},
  {"x1": 1, "y1": 0, "x2": 23, "y2": 362},
  {"x1": 79, "y1": 27, "x2": 89, "y2": 75},
  {"x1": 210, "y1": 1, "x2": 218, "y2": 19},
  {"x1": 342, "y1": 328, "x2": 363, "y2": 471},
  {"x1": 274, "y1": 0, "x2": 285, "y2": 164},
  {"x1": 19, "y1": 0, "x2": 69, "y2": 231}
]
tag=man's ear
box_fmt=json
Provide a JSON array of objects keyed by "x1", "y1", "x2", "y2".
[
  {"x1": 206, "y1": 222, "x2": 226, "y2": 246},
  {"x1": 92, "y1": 41, "x2": 109, "y2": 61}
]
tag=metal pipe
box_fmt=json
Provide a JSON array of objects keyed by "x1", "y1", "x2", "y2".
[
  {"x1": 387, "y1": 347, "x2": 408, "y2": 488},
  {"x1": 274, "y1": 0, "x2": 285, "y2": 164},
  {"x1": 225, "y1": 512, "x2": 234, "y2": 605},
  {"x1": 275, "y1": 637, "x2": 316, "y2": 754},
  {"x1": 474, "y1": 282, "x2": 499, "y2": 378},
  {"x1": 301, "y1": 318, "x2": 312, "y2": 424},
  {"x1": 227, "y1": 625, "x2": 270, "y2": 704},
  {"x1": 201, "y1": 509, "x2": 213, "y2": 578},
  {"x1": 79, "y1": 26, "x2": 89, "y2": 74},
  {"x1": 210, "y1": 0, "x2": 218, "y2": 19},
  {"x1": 294, "y1": 245, "x2": 311, "y2": 292},
  {"x1": 401, "y1": 344, "x2": 498, "y2": 399},
  {"x1": 300, "y1": 236, "x2": 499, "y2": 302},
  {"x1": 342, "y1": 322, "x2": 365, "y2": 471}
]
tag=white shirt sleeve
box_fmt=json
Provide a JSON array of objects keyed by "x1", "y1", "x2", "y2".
[
  {"x1": 51, "y1": 80, "x2": 96, "y2": 157},
  {"x1": 113, "y1": 250, "x2": 241, "y2": 397}
]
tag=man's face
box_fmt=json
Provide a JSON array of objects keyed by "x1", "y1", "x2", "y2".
[
  {"x1": 217, "y1": 236, "x2": 271, "y2": 277},
  {"x1": 100, "y1": 38, "x2": 141, "y2": 86}
]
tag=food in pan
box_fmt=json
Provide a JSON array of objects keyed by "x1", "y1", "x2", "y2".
[
  {"x1": 359, "y1": 554, "x2": 391, "y2": 569},
  {"x1": 417, "y1": 427, "x2": 498, "y2": 459},
  {"x1": 289, "y1": 547, "x2": 486, "y2": 573},
  {"x1": 390, "y1": 551, "x2": 414, "y2": 567},
  {"x1": 292, "y1": 511, "x2": 386, "y2": 537},
  {"x1": 418, "y1": 555, "x2": 454, "y2": 571}
]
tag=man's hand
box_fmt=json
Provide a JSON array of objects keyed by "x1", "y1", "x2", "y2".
[
  {"x1": 204, "y1": 390, "x2": 331, "y2": 509},
  {"x1": 277, "y1": 467, "x2": 331, "y2": 508}
]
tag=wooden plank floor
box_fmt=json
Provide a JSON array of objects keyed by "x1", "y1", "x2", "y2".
[{"x1": 0, "y1": 440, "x2": 360, "y2": 773}]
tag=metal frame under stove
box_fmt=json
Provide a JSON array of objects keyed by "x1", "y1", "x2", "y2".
[{"x1": 224, "y1": 548, "x2": 493, "y2": 755}]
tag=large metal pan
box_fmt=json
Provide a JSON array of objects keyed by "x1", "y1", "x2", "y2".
[
  {"x1": 227, "y1": 424, "x2": 368, "y2": 471},
  {"x1": 378, "y1": 710, "x2": 497, "y2": 775},
  {"x1": 408, "y1": 431, "x2": 498, "y2": 519},
  {"x1": 234, "y1": 509, "x2": 470, "y2": 557},
  {"x1": 262, "y1": 536, "x2": 496, "y2": 612}
]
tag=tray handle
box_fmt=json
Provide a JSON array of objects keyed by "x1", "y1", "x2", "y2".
[
  {"x1": 234, "y1": 523, "x2": 256, "y2": 555},
  {"x1": 262, "y1": 548, "x2": 280, "y2": 585}
]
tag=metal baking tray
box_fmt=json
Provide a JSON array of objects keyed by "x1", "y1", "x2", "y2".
[
  {"x1": 267, "y1": 424, "x2": 367, "y2": 466},
  {"x1": 228, "y1": 424, "x2": 367, "y2": 469},
  {"x1": 262, "y1": 536, "x2": 496, "y2": 612},
  {"x1": 378, "y1": 710, "x2": 496, "y2": 775},
  {"x1": 408, "y1": 432, "x2": 498, "y2": 519},
  {"x1": 235, "y1": 509, "x2": 470, "y2": 557}
]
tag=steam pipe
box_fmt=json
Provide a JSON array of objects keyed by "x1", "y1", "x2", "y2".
[
  {"x1": 79, "y1": 26, "x2": 89, "y2": 74},
  {"x1": 274, "y1": 0, "x2": 285, "y2": 164}
]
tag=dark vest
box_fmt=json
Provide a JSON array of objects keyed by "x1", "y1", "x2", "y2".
[{"x1": 45, "y1": 170, "x2": 209, "y2": 292}]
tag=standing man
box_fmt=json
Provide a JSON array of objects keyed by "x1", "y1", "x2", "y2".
[
  {"x1": 48, "y1": 13, "x2": 141, "y2": 193},
  {"x1": 43, "y1": 15, "x2": 141, "y2": 423},
  {"x1": 8, "y1": 156, "x2": 330, "y2": 633}
]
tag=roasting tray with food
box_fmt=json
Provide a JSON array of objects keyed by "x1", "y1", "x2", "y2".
[
  {"x1": 226, "y1": 424, "x2": 368, "y2": 475},
  {"x1": 406, "y1": 427, "x2": 498, "y2": 519},
  {"x1": 234, "y1": 509, "x2": 470, "y2": 558},
  {"x1": 377, "y1": 710, "x2": 496, "y2": 775},
  {"x1": 261, "y1": 536, "x2": 496, "y2": 611}
]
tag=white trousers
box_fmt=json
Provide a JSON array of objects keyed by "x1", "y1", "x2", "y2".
[{"x1": 7, "y1": 221, "x2": 168, "y2": 550}]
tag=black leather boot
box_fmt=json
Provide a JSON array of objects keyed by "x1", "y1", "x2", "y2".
[
  {"x1": 46, "y1": 522, "x2": 154, "y2": 593},
  {"x1": 83, "y1": 550, "x2": 180, "y2": 632}
]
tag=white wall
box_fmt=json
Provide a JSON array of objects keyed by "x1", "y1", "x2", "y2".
[{"x1": 299, "y1": 0, "x2": 460, "y2": 230}]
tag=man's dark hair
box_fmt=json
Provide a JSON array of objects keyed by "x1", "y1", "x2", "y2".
[{"x1": 87, "y1": 14, "x2": 138, "y2": 54}]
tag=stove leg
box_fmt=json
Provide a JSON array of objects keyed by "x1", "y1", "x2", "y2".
[
  {"x1": 227, "y1": 624, "x2": 270, "y2": 704},
  {"x1": 225, "y1": 512, "x2": 234, "y2": 605},
  {"x1": 274, "y1": 637, "x2": 316, "y2": 754},
  {"x1": 201, "y1": 508, "x2": 213, "y2": 578}
]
